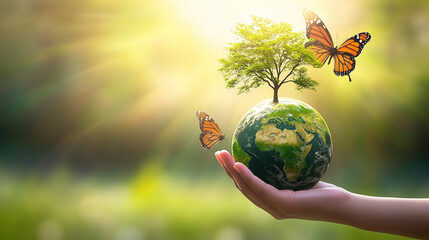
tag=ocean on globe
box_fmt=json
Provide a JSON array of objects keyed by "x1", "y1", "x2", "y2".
[{"x1": 232, "y1": 98, "x2": 332, "y2": 190}]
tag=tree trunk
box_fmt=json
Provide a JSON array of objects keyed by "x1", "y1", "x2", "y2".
[{"x1": 273, "y1": 87, "x2": 279, "y2": 103}]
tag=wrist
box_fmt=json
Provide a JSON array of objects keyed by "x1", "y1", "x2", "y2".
[{"x1": 291, "y1": 186, "x2": 353, "y2": 223}]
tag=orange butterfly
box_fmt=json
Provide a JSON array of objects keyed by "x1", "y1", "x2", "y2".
[
  {"x1": 303, "y1": 9, "x2": 371, "y2": 82},
  {"x1": 196, "y1": 111, "x2": 225, "y2": 149}
]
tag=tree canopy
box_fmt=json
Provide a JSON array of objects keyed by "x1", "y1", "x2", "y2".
[{"x1": 219, "y1": 16, "x2": 321, "y2": 103}]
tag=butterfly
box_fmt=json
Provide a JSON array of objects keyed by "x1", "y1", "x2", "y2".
[
  {"x1": 196, "y1": 110, "x2": 225, "y2": 149},
  {"x1": 303, "y1": 9, "x2": 371, "y2": 82}
]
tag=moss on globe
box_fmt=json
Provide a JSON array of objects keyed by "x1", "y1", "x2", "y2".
[{"x1": 232, "y1": 98, "x2": 332, "y2": 190}]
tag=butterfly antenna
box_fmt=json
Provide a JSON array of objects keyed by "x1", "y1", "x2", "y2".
[
  {"x1": 348, "y1": 74, "x2": 352, "y2": 82},
  {"x1": 336, "y1": 33, "x2": 338, "y2": 46}
]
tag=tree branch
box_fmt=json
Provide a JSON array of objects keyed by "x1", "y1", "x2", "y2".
[
  {"x1": 279, "y1": 59, "x2": 302, "y2": 87},
  {"x1": 280, "y1": 59, "x2": 291, "y2": 74},
  {"x1": 264, "y1": 53, "x2": 277, "y2": 83},
  {"x1": 272, "y1": 54, "x2": 280, "y2": 80},
  {"x1": 262, "y1": 79, "x2": 275, "y2": 89},
  {"x1": 254, "y1": 72, "x2": 275, "y2": 89},
  {"x1": 280, "y1": 79, "x2": 294, "y2": 85},
  {"x1": 264, "y1": 68, "x2": 276, "y2": 83},
  {"x1": 277, "y1": 57, "x2": 285, "y2": 76}
]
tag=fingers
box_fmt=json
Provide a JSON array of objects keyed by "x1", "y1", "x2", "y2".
[
  {"x1": 233, "y1": 162, "x2": 296, "y2": 211},
  {"x1": 215, "y1": 150, "x2": 285, "y2": 219},
  {"x1": 215, "y1": 151, "x2": 233, "y2": 179},
  {"x1": 215, "y1": 151, "x2": 344, "y2": 221},
  {"x1": 216, "y1": 150, "x2": 260, "y2": 196},
  {"x1": 312, "y1": 181, "x2": 337, "y2": 189}
]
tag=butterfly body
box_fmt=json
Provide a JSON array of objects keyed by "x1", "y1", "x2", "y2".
[
  {"x1": 303, "y1": 9, "x2": 371, "y2": 82},
  {"x1": 326, "y1": 47, "x2": 337, "y2": 65},
  {"x1": 196, "y1": 111, "x2": 225, "y2": 149}
]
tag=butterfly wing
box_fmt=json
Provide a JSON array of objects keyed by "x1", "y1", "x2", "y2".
[
  {"x1": 303, "y1": 9, "x2": 334, "y2": 65},
  {"x1": 305, "y1": 43, "x2": 332, "y2": 65},
  {"x1": 196, "y1": 111, "x2": 223, "y2": 136},
  {"x1": 336, "y1": 32, "x2": 371, "y2": 57},
  {"x1": 196, "y1": 111, "x2": 225, "y2": 149},
  {"x1": 303, "y1": 9, "x2": 334, "y2": 48},
  {"x1": 333, "y1": 32, "x2": 371, "y2": 79},
  {"x1": 199, "y1": 132, "x2": 222, "y2": 149},
  {"x1": 333, "y1": 53, "x2": 356, "y2": 77}
]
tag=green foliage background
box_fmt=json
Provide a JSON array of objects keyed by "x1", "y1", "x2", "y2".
[{"x1": 0, "y1": 0, "x2": 428, "y2": 239}]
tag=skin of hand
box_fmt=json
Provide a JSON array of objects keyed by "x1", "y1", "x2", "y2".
[
  {"x1": 215, "y1": 150, "x2": 429, "y2": 239},
  {"x1": 214, "y1": 150, "x2": 351, "y2": 221}
]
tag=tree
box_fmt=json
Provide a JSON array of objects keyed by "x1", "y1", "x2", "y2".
[{"x1": 219, "y1": 16, "x2": 321, "y2": 103}]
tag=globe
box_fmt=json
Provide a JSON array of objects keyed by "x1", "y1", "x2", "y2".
[{"x1": 232, "y1": 98, "x2": 332, "y2": 190}]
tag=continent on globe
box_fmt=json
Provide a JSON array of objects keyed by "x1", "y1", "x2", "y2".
[{"x1": 232, "y1": 98, "x2": 332, "y2": 190}]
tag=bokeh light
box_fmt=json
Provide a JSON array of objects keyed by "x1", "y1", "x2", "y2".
[{"x1": 0, "y1": 0, "x2": 428, "y2": 239}]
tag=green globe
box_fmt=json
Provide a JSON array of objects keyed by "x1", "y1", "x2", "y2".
[{"x1": 232, "y1": 98, "x2": 332, "y2": 190}]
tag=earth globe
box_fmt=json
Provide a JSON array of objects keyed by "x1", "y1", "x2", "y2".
[{"x1": 232, "y1": 98, "x2": 332, "y2": 190}]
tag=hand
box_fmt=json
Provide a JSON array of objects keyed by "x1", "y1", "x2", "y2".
[
  {"x1": 215, "y1": 150, "x2": 351, "y2": 221},
  {"x1": 215, "y1": 150, "x2": 429, "y2": 239}
]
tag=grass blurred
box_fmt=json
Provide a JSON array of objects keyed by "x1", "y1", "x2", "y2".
[
  {"x1": 0, "y1": 166, "x2": 412, "y2": 240},
  {"x1": 0, "y1": 0, "x2": 428, "y2": 239}
]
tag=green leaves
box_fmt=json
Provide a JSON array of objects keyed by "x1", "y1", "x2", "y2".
[
  {"x1": 219, "y1": 16, "x2": 320, "y2": 99},
  {"x1": 293, "y1": 68, "x2": 319, "y2": 91}
]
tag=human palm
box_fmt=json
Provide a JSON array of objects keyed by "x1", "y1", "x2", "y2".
[
  {"x1": 215, "y1": 150, "x2": 350, "y2": 220},
  {"x1": 215, "y1": 150, "x2": 429, "y2": 239}
]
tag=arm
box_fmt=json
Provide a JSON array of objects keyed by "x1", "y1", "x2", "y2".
[
  {"x1": 215, "y1": 150, "x2": 429, "y2": 239},
  {"x1": 346, "y1": 194, "x2": 429, "y2": 239}
]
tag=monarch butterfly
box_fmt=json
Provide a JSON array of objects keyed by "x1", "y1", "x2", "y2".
[
  {"x1": 196, "y1": 111, "x2": 225, "y2": 149},
  {"x1": 303, "y1": 9, "x2": 371, "y2": 82}
]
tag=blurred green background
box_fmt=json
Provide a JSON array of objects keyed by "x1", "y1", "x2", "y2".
[{"x1": 0, "y1": 0, "x2": 428, "y2": 239}]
